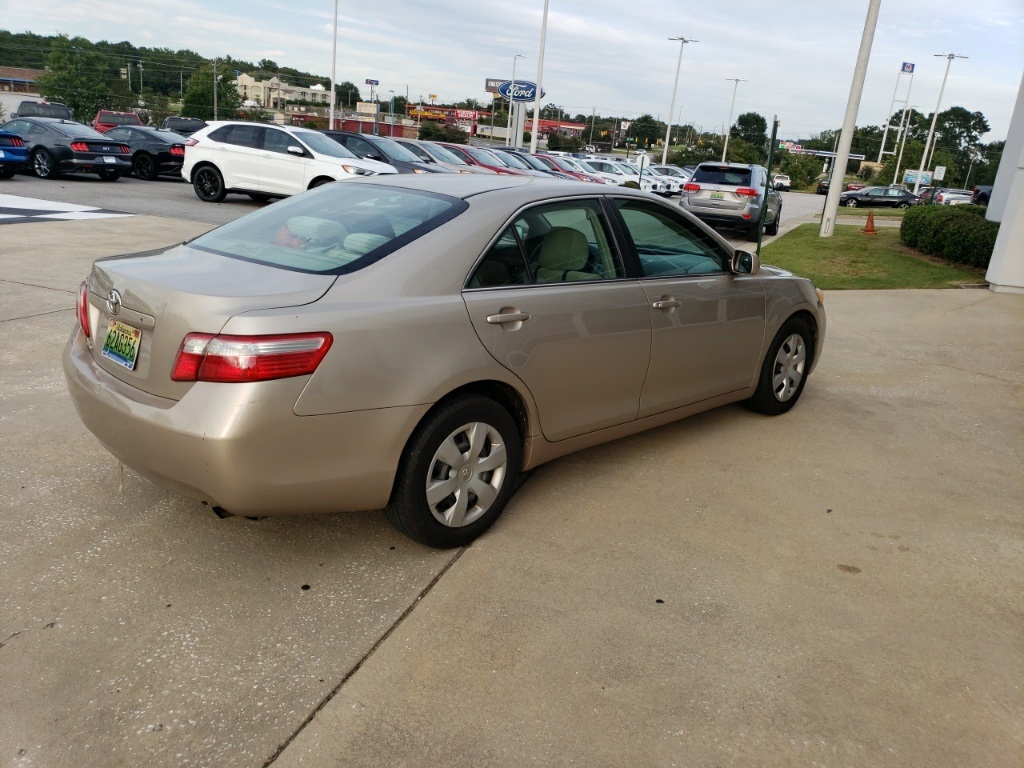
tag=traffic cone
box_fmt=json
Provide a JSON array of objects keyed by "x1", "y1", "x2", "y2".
[{"x1": 861, "y1": 210, "x2": 878, "y2": 235}]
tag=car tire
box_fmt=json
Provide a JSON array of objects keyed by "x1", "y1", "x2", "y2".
[
  {"x1": 897, "y1": 202, "x2": 910, "y2": 209},
  {"x1": 0, "y1": 167, "x2": 15, "y2": 179},
  {"x1": 746, "y1": 317, "x2": 812, "y2": 416},
  {"x1": 32, "y1": 149, "x2": 58, "y2": 179},
  {"x1": 97, "y1": 170, "x2": 120, "y2": 181},
  {"x1": 193, "y1": 165, "x2": 226, "y2": 202},
  {"x1": 309, "y1": 177, "x2": 334, "y2": 189},
  {"x1": 844, "y1": 199, "x2": 858, "y2": 208},
  {"x1": 765, "y1": 206, "x2": 781, "y2": 236},
  {"x1": 386, "y1": 394, "x2": 522, "y2": 548},
  {"x1": 134, "y1": 153, "x2": 158, "y2": 181}
]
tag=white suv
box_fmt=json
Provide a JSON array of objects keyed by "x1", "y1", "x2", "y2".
[{"x1": 182, "y1": 122, "x2": 396, "y2": 202}]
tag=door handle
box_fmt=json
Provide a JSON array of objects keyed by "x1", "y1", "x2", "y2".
[
  {"x1": 486, "y1": 312, "x2": 531, "y2": 324},
  {"x1": 651, "y1": 299, "x2": 680, "y2": 310}
]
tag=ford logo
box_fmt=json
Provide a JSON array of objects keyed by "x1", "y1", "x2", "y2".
[{"x1": 497, "y1": 80, "x2": 543, "y2": 103}]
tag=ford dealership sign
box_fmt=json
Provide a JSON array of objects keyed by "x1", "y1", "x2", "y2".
[{"x1": 497, "y1": 80, "x2": 543, "y2": 102}]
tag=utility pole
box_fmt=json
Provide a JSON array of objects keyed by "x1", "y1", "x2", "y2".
[
  {"x1": 914, "y1": 52, "x2": 968, "y2": 194},
  {"x1": 589, "y1": 106, "x2": 596, "y2": 145},
  {"x1": 820, "y1": 0, "x2": 881, "y2": 238},
  {"x1": 721, "y1": 77, "x2": 746, "y2": 162},
  {"x1": 137, "y1": 61, "x2": 144, "y2": 94},
  {"x1": 329, "y1": 0, "x2": 339, "y2": 129},
  {"x1": 528, "y1": 0, "x2": 550, "y2": 154},
  {"x1": 213, "y1": 58, "x2": 218, "y2": 120},
  {"x1": 662, "y1": 36, "x2": 697, "y2": 165}
]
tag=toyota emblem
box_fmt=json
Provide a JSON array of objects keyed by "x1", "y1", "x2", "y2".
[{"x1": 106, "y1": 289, "x2": 122, "y2": 315}]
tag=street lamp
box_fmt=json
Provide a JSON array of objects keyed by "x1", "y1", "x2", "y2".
[
  {"x1": 721, "y1": 77, "x2": 746, "y2": 162},
  {"x1": 662, "y1": 36, "x2": 697, "y2": 165},
  {"x1": 506, "y1": 53, "x2": 525, "y2": 148},
  {"x1": 913, "y1": 52, "x2": 968, "y2": 193},
  {"x1": 329, "y1": 0, "x2": 339, "y2": 129}
]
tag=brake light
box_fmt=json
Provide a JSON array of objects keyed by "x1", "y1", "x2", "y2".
[
  {"x1": 185, "y1": 138, "x2": 198, "y2": 147},
  {"x1": 170, "y1": 146, "x2": 185, "y2": 156},
  {"x1": 171, "y1": 332, "x2": 333, "y2": 383},
  {"x1": 684, "y1": 182, "x2": 700, "y2": 192},
  {"x1": 77, "y1": 281, "x2": 91, "y2": 338},
  {"x1": 9, "y1": 136, "x2": 24, "y2": 147},
  {"x1": 120, "y1": 145, "x2": 131, "y2": 154},
  {"x1": 734, "y1": 187, "x2": 760, "y2": 198},
  {"x1": 70, "y1": 141, "x2": 89, "y2": 152}
]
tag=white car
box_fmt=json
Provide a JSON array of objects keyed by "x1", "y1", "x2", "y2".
[
  {"x1": 611, "y1": 161, "x2": 667, "y2": 195},
  {"x1": 652, "y1": 164, "x2": 692, "y2": 184},
  {"x1": 648, "y1": 167, "x2": 684, "y2": 196},
  {"x1": 182, "y1": 122, "x2": 396, "y2": 202},
  {"x1": 573, "y1": 158, "x2": 628, "y2": 185}
]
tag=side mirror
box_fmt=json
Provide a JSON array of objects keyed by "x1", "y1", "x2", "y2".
[
  {"x1": 287, "y1": 145, "x2": 305, "y2": 156},
  {"x1": 732, "y1": 249, "x2": 760, "y2": 275}
]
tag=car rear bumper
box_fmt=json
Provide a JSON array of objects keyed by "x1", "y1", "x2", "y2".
[
  {"x1": 60, "y1": 156, "x2": 133, "y2": 174},
  {"x1": 63, "y1": 327, "x2": 427, "y2": 516}
]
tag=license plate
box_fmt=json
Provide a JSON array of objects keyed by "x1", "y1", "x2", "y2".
[
  {"x1": 710, "y1": 191, "x2": 724, "y2": 200},
  {"x1": 103, "y1": 156, "x2": 116, "y2": 164},
  {"x1": 101, "y1": 319, "x2": 142, "y2": 370}
]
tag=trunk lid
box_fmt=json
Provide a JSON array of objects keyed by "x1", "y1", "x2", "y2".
[{"x1": 84, "y1": 244, "x2": 336, "y2": 400}]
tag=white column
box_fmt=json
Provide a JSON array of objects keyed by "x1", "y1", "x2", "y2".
[{"x1": 985, "y1": 71, "x2": 1024, "y2": 293}]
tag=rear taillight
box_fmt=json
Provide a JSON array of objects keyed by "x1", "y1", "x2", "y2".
[
  {"x1": 734, "y1": 187, "x2": 759, "y2": 198},
  {"x1": 684, "y1": 182, "x2": 700, "y2": 192},
  {"x1": 77, "y1": 281, "x2": 91, "y2": 338},
  {"x1": 169, "y1": 145, "x2": 185, "y2": 156},
  {"x1": 9, "y1": 136, "x2": 24, "y2": 147},
  {"x1": 70, "y1": 141, "x2": 89, "y2": 152},
  {"x1": 171, "y1": 332, "x2": 333, "y2": 383},
  {"x1": 185, "y1": 138, "x2": 198, "y2": 147},
  {"x1": 120, "y1": 145, "x2": 131, "y2": 154}
]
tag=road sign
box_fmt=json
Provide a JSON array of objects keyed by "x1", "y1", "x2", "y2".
[
  {"x1": 365, "y1": 79, "x2": 379, "y2": 85},
  {"x1": 934, "y1": 165, "x2": 946, "y2": 181}
]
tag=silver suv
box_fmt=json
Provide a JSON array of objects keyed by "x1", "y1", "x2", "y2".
[{"x1": 678, "y1": 162, "x2": 781, "y2": 238}]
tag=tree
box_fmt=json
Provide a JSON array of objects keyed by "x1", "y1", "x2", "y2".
[
  {"x1": 34, "y1": 35, "x2": 112, "y2": 120},
  {"x1": 630, "y1": 114, "x2": 664, "y2": 149},
  {"x1": 731, "y1": 112, "x2": 767, "y2": 150},
  {"x1": 335, "y1": 81, "x2": 362, "y2": 108},
  {"x1": 181, "y1": 63, "x2": 241, "y2": 120},
  {"x1": 546, "y1": 133, "x2": 582, "y2": 152},
  {"x1": 418, "y1": 121, "x2": 467, "y2": 143}
]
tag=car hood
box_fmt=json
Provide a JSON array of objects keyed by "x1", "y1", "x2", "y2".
[{"x1": 84, "y1": 244, "x2": 336, "y2": 400}]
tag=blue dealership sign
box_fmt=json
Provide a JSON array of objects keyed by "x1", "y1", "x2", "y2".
[{"x1": 497, "y1": 80, "x2": 543, "y2": 102}]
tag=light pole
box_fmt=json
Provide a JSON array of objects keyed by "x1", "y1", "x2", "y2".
[
  {"x1": 506, "y1": 53, "x2": 524, "y2": 148},
  {"x1": 389, "y1": 89, "x2": 395, "y2": 125},
  {"x1": 137, "y1": 61, "x2": 144, "y2": 94},
  {"x1": 913, "y1": 52, "x2": 968, "y2": 194},
  {"x1": 212, "y1": 58, "x2": 218, "y2": 120},
  {"x1": 529, "y1": 0, "x2": 550, "y2": 154},
  {"x1": 329, "y1": 0, "x2": 339, "y2": 129},
  {"x1": 721, "y1": 77, "x2": 746, "y2": 162},
  {"x1": 662, "y1": 36, "x2": 697, "y2": 165}
]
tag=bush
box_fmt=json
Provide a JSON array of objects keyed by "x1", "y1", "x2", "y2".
[{"x1": 900, "y1": 205, "x2": 998, "y2": 269}]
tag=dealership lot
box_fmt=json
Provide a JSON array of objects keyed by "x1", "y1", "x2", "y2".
[{"x1": 0, "y1": 182, "x2": 1021, "y2": 767}]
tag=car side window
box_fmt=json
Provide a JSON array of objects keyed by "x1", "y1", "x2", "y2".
[
  {"x1": 215, "y1": 124, "x2": 261, "y2": 148},
  {"x1": 106, "y1": 128, "x2": 128, "y2": 141},
  {"x1": 3, "y1": 120, "x2": 30, "y2": 137},
  {"x1": 614, "y1": 199, "x2": 727, "y2": 277},
  {"x1": 468, "y1": 200, "x2": 621, "y2": 288},
  {"x1": 263, "y1": 129, "x2": 297, "y2": 154}
]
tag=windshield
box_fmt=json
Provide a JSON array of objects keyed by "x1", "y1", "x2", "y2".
[
  {"x1": 575, "y1": 160, "x2": 600, "y2": 173},
  {"x1": 296, "y1": 131, "x2": 357, "y2": 158},
  {"x1": 424, "y1": 142, "x2": 467, "y2": 165},
  {"x1": 467, "y1": 147, "x2": 505, "y2": 166},
  {"x1": 190, "y1": 184, "x2": 468, "y2": 275},
  {"x1": 55, "y1": 122, "x2": 107, "y2": 139},
  {"x1": 495, "y1": 151, "x2": 531, "y2": 170},
  {"x1": 618, "y1": 164, "x2": 639, "y2": 177},
  {"x1": 370, "y1": 136, "x2": 421, "y2": 163},
  {"x1": 517, "y1": 153, "x2": 550, "y2": 171}
]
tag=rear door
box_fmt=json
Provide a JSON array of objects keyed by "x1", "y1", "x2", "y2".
[
  {"x1": 462, "y1": 198, "x2": 651, "y2": 442},
  {"x1": 610, "y1": 197, "x2": 766, "y2": 415},
  {"x1": 212, "y1": 124, "x2": 263, "y2": 189}
]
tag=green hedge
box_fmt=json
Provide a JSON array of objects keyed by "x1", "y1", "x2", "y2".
[{"x1": 900, "y1": 204, "x2": 999, "y2": 269}]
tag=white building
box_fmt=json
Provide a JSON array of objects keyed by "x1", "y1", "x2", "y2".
[{"x1": 235, "y1": 74, "x2": 329, "y2": 110}]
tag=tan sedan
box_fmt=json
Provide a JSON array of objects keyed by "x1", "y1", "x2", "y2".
[{"x1": 64, "y1": 175, "x2": 825, "y2": 548}]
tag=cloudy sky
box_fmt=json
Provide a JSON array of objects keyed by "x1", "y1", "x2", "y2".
[{"x1": 6, "y1": 1, "x2": 1023, "y2": 141}]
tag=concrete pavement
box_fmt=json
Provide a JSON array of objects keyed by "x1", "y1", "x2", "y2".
[{"x1": 0, "y1": 211, "x2": 1021, "y2": 768}]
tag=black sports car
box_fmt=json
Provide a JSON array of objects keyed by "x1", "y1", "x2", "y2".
[
  {"x1": 105, "y1": 126, "x2": 187, "y2": 180},
  {"x1": 0, "y1": 117, "x2": 131, "y2": 180}
]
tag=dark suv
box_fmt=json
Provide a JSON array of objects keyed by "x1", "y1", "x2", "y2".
[
  {"x1": 161, "y1": 116, "x2": 207, "y2": 137},
  {"x1": 678, "y1": 162, "x2": 781, "y2": 238}
]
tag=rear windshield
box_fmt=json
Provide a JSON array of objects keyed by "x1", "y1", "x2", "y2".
[
  {"x1": 20, "y1": 103, "x2": 71, "y2": 118},
  {"x1": 189, "y1": 183, "x2": 468, "y2": 274},
  {"x1": 54, "y1": 122, "x2": 106, "y2": 138},
  {"x1": 100, "y1": 113, "x2": 141, "y2": 126},
  {"x1": 692, "y1": 165, "x2": 752, "y2": 185}
]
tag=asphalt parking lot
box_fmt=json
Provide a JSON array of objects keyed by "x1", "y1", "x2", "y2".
[{"x1": 0, "y1": 188, "x2": 1021, "y2": 767}]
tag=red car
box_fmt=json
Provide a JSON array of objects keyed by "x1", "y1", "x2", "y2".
[
  {"x1": 532, "y1": 154, "x2": 606, "y2": 184},
  {"x1": 92, "y1": 110, "x2": 144, "y2": 133},
  {"x1": 435, "y1": 143, "x2": 527, "y2": 175}
]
